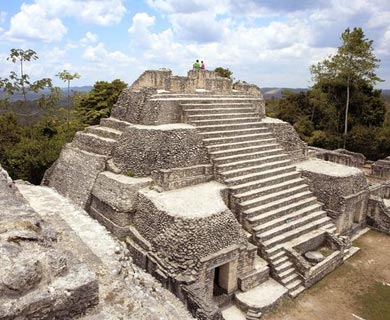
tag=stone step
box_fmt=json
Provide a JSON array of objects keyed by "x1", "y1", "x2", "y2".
[
  {"x1": 252, "y1": 205, "x2": 324, "y2": 234},
  {"x1": 72, "y1": 132, "x2": 117, "y2": 156},
  {"x1": 247, "y1": 197, "x2": 319, "y2": 226},
  {"x1": 283, "y1": 274, "x2": 301, "y2": 288},
  {"x1": 268, "y1": 250, "x2": 285, "y2": 262},
  {"x1": 203, "y1": 132, "x2": 274, "y2": 145},
  {"x1": 200, "y1": 128, "x2": 271, "y2": 140},
  {"x1": 274, "y1": 261, "x2": 293, "y2": 274},
  {"x1": 257, "y1": 211, "x2": 329, "y2": 242},
  {"x1": 277, "y1": 266, "x2": 296, "y2": 280},
  {"x1": 233, "y1": 178, "x2": 305, "y2": 203},
  {"x1": 86, "y1": 125, "x2": 122, "y2": 140},
  {"x1": 265, "y1": 229, "x2": 327, "y2": 259},
  {"x1": 260, "y1": 219, "x2": 334, "y2": 249},
  {"x1": 272, "y1": 255, "x2": 289, "y2": 268},
  {"x1": 154, "y1": 94, "x2": 253, "y2": 98},
  {"x1": 244, "y1": 190, "x2": 313, "y2": 218},
  {"x1": 190, "y1": 117, "x2": 261, "y2": 126},
  {"x1": 206, "y1": 138, "x2": 277, "y2": 151},
  {"x1": 186, "y1": 111, "x2": 257, "y2": 120},
  {"x1": 229, "y1": 171, "x2": 301, "y2": 194},
  {"x1": 179, "y1": 100, "x2": 258, "y2": 107},
  {"x1": 100, "y1": 117, "x2": 131, "y2": 131},
  {"x1": 238, "y1": 184, "x2": 309, "y2": 211},
  {"x1": 209, "y1": 143, "x2": 280, "y2": 159},
  {"x1": 218, "y1": 155, "x2": 291, "y2": 175},
  {"x1": 222, "y1": 160, "x2": 292, "y2": 188},
  {"x1": 213, "y1": 148, "x2": 285, "y2": 166},
  {"x1": 289, "y1": 285, "x2": 305, "y2": 298},
  {"x1": 196, "y1": 122, "x2": 265, "y2": 132}
]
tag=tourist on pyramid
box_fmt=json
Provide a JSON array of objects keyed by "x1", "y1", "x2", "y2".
[
  {"x1": 193, "y1": 59, "x2": 201, "y2": 69},
  {"x1": 201, "y1": 61, "x2": 205, "y2": 69}
]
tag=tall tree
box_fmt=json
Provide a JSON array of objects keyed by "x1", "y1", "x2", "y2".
[
  {"x1": 311, "y1": 27, "x2": 383, "y2": 148},
  {"x1": 56, "y1": 70, "x2": 81, "y2": 141},
  {"x1": 0, "y1": 49, "x2": 52, "y2": 114}
]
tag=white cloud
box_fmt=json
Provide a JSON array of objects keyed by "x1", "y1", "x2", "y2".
[
  {"x1": 83, "y1": 42, "x2": 133, "y2": 64},
  {"x1": 4, "y1": 0, "x2": 126, "y2": 42},
  {"x1": 80, "y1": 32, "x2": 98, "y2": 45},
  {"x1": 0, "y1": 11, "x2": 7, "y2": 24},
  {"x1": 377, "y1": 27, "x2": 390, "y2": 55},
  {"x1": 5, "y1": 3, "x2": 67, "y2": 42}
]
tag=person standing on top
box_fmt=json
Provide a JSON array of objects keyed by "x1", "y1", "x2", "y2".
[
  {"x1": 201, "y1": 61, "x2": 205, "y2": 69},
  {"x1": 193, "y1": 59, "x2": 200, "y2": 69}
]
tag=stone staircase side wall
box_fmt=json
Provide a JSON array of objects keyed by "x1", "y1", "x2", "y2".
[
  {"x1": 261, "y1": 119, "x2": 307, "y2": 161},
  {"x1": 42, "y1": 144, "x2": 106, "y2": 209},
  {"x1": 130, "y1": 70, "x2": 172, "y2": 91},
  {"x1": 296, "y1": 167, "x2": 368, "y2": 234},
  {"x1": 367, "y1": 196, "x2": 390, "y2": 234}
]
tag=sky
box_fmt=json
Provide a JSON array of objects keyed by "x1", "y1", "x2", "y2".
[{"x1": 0, "y1": 0, "x2": 389, "y2": 89}]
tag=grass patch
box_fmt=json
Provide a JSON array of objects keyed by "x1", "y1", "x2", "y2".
[{"x1": 357, "y1": 282, "x2": 390, "y2": 320}]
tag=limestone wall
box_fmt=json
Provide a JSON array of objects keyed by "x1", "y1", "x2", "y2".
[
  {"x1": 42, "y1": 145, "x2": 106, "y2": 209},
  {"x1": 0, "y1": 165, "x2": 98, "y2": 319},
  {"x1": 262, "y1": 117, "x2": 307, "y2": 161},
  {"x1": 112, "y1": 124, "x2": 210, "y2": 176},
  {"x1": 296, "y1": 159, "x2": 369, "y2": 234},
  {"x1": 130, "y1": 69, "x2": 172, "y2": 90}
]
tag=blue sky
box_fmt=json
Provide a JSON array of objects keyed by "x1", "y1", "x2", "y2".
[{"x1": 0, "y1": 0, "x2": 389, "y2": 89}]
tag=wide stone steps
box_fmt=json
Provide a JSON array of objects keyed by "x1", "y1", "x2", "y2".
[
  {"x1": 213, "y1": 148, "x2": 285, "y2": 165},
  {"x1": 179, "y1": 100, "x2": 259, "y2": 106},
  {"x1": 189, "y1": 117, "x2": 261, "y2": 126},
  {"x1": 200, "y1": 128, "x2": 271, "y2": 140},
  {"x1": 238, "y1": 184, "x2": 309, "y2": 211},
  {"x1": 289, "y1": 285, "x2": 305, "y2": 298},
  {"x1": 229, "y1": 171, "x2": 301, "y2": 194},
  {"x1": 209, "y1": 143, "x2": 280, "y2": 159},
  {"x1": 259, "y1": 218, "x2": 334, "y2": 249},
  {"x1": 256, "y1": 211, "x2": 329, "y2": 242},
  {"x1": 233, "y1": 177, "x2": 305, "y2": 202},
  {"x1": 282, "y1": 274, "x2": 301, "y2": 289},
  {"x1": 87, "y1": 125, "x2": 122, "y2": 140},
  {"x1": 218, "y1": 155, "x2": 290, "y2": 174},
  {"x1": 272, "y1": 255, "x2": 289, "y2": 268},
  {"x1": 196, "y1": 122, "x2": 264, "y2": 132},
  {"x1": 205, "y1": 137, "x2": 277, "y2": 151},
  {"x1": 244, "y1": 190, "x2": 313, "y2": 218},
  {"x1": 72, "y1": 132, "x2": 117, "y2": 156},
  {"x1": 246, "y1": 197, "x2": 319, "y2": 225},
  {"x1": 186, "y1": 111, "x2": 257, "y2": 120},
  {"x1": 274, "y1": 260, "x2": 293, "y2": 274},
  {"x1": 203, "y1": 132, "x2": 274, "y2": 145},
  {"x1": 252, "y1": 204, "x2": 325, "y2": 234}
]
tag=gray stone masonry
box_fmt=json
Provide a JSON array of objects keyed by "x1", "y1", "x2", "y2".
[{"x1": 0, "y1": 165, "x2": 98, "y2": 320}]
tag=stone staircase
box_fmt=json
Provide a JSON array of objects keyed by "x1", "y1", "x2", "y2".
[
  {"x1": 71, "y1": 118, "x2": 130, "y2": 156},
  {"x1": 180, "y1": 96, "x2": 337, "y2": 297}
]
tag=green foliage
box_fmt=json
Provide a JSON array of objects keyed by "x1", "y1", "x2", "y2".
[
  {"x1": 310, "y1": 27, "x2": 383, "y2": 148},
  {"x1": 214, "y1": 67, "x2": 233, "y2": 79},
  {"x1": 75, "y1": 79, "x2": 127, "y2": 125}
]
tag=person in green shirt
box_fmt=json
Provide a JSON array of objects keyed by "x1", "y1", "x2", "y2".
[{"x1": 193, "y1": 59, "x2": 200, "y2": 69}]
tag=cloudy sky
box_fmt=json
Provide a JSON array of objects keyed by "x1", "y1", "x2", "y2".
[{"x1": 0, "y1": 0, "x2": 389, "y2": 89}]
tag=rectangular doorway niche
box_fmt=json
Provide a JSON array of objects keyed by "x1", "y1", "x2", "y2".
[{"x1": 213, "y1": 260, "x2": 238, "y2": 296}]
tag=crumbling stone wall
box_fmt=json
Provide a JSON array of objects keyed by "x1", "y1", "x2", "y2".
[
  {"x1": 372, "y1": 156, "x2": 390, "y2": 179},
  {"x1": 42, "y1": 145, "x2": 106, "y2": 209},
  {"x1": 296, "y1": 160, "x2": 369, "y2": 234},
  {"x1": 134, "y1": 189, "x2": 248, "y2": 276},
  {"x1": 0, "y1": 165, "x2": 98, "y2": 319},
  {"x1": 112, "y1": 125, "x2": 210, "y2": 176},
  {"x1": 262, "y1": 117, "x2": 307, "y2": 161}
]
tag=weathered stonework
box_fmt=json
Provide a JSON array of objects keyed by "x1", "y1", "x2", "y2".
[
  {"x1": 261, "y1": 117, "x2": 307, "y2": 161},
  {"x1": 371, "y1": 156, "x2": 390, "y2": 179},
  {"x1": 112, "y1": 124, "x2": 210, "y2": 176},
  {"x1": 42, "y1": 145, "x2": 106, "y2": 209},
  {"x1": 0, "y1": 166, "x2": 98, "y2": 320},
  {"x1": 296, "y1": 159, "x2": 369, "y2": 234}
]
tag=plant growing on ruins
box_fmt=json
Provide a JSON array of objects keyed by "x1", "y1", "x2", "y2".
[
  {"x1": 311, "y1": 27, "x2": 383, "y2": 148},
  {"x1": 214, "y1": 67, "x2": 233, "y2": 79}
]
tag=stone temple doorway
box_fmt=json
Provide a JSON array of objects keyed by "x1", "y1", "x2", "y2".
[{"x1": 213, "y1": 260, "x2": 238, "y2": 296}]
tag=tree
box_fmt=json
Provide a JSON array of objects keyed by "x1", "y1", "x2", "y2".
[
  {"x1": 311, "y1": 27, "x2": 383, "y2": 148},
  {"x1": 56, "y1": 70, "x2": 81, "y2": 141},
  {"x1": 0, "y1": 49, "x2": 52, "y2": 113},
  {"x1": 214, "y1": 67, "x2": 233, "y2": 79},
  {"x1": 75, "y1": 79, "x2": 127, "y2": 125}
]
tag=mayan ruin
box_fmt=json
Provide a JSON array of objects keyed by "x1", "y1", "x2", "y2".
[{"x1": 1, "y1": 68, "x2": 389, "y2": 320}]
